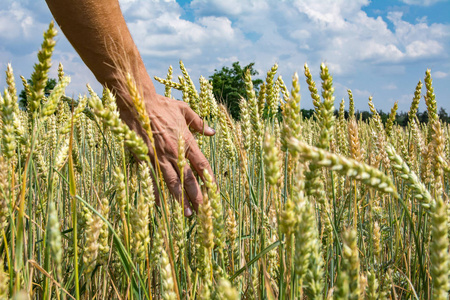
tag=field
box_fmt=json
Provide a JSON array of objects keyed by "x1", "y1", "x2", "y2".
[{"x1": 1, "y1": 23, "x2": 450, "y2": 300}]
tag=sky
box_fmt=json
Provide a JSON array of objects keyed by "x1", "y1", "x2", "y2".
[{"x1": 1, "y1": 0, "x2": 449, "y2": 113}]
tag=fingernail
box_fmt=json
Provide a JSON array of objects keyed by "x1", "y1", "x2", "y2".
[
  {"x1": 207, "y1": 127, "x2": 216, "y2": 135},
  {"x1": 184, "y1": 207, "x2": 193, "y2": 217}
]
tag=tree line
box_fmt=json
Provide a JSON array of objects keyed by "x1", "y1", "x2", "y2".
[
  {"x1": 327, "y1": 107, "x2": 450, "y2": 126},
  {"x1": 209, "y1": 61, "x2": 449, "y2": 125},
  {"x1": 18, "y1": 62, "x2": 449, "y2": 125}
]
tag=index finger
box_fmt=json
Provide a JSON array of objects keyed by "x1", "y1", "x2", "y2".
[
  {"x1": 180, "y1": 102, "x2": 215, "y2": 136},
  {"x1": 185, "y1": 132, "x2": 215, "y2": 183}
]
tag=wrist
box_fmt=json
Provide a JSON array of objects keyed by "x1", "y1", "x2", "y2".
[{"x1": 101, "y1": 64, "x2": 157, "y2": 103}]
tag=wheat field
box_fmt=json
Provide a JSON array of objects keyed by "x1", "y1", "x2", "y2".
[{"x1": 1, "y1": 22, "x2": 449, "y2": 300}]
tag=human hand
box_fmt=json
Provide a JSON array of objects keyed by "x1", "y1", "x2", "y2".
[
  {"x1": 117, "y1": 85, "x2": 216, "y2": 217},
  {"x1": 149, "y1": 94, "x2": 216, "y2": 217}
]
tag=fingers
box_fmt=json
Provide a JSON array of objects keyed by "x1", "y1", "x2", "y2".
[
  {"x1": 158, "y1": 158, "x2": 194, "y2": 217},
  {"x1": 158, "y1": 154, "x2": 208, "y2": 217},
  {"x1": 185, "y1": 132, "x2": 215, "y2": 183},
  {"x1": 180, "y1": 102, "x2": 215, "y2": 136},
  {"x1": 146, "y1": 99, "x2": 216, "y2": 217},
  {"x1": 151, "y1": 172, "x2": 161, "y2": 206},
  {"x1": 182, "y1": 164, "x2": 203, "y2": 212},
  {"x1": 181, "y1": 191, "x2": 194, "y2": 217}
]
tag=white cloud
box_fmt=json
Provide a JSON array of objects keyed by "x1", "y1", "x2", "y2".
[
  {"x1": 1, "y1": 0, "x2": 449, "y2": 113},
  {"x1": 122, "y1": 1, "x2": 248, "y2": 62},
  {"x1": 0, "y1": 0, "x2": 101, "y2": 97},
  {"x1": 181, "y1": 0, "x2": 450, "y2": 82},
  {"x1": 387, "y1": 11, "x2": 450, "y2": 59},
  {"x1": 191, "y1": 0, "x2": 266, "y2": 17},
  {"x1": 433, "y1": 71, "x2": 448, "y2": 78},
  {"x1": 353, "y1": 88, "x2": 372, "y2": 99},
  {"x1": 384, "y1": 84, "x2": 398, "y2": 90},
  {"x1": 120, "y1": 0, "x2": 181, "y2": 19},
  {"x1": 396, "y1": 93, "x2": 415, "y2": 106},
  {"x1": 400, "y1": 0, "x2": 447, "y2": 6},
  {"x1": 0, "y1": 2, "x2": 43, "y2": 41},
  {"x1": 405, "y1": 40, "x2": 443, "y2": 58}
]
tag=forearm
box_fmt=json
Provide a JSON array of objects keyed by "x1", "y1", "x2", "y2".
[
  {"x1": 45, "y1": 0, "x2": 156, "y2": 98},
  {"x1": 47, "y1": 0, "x2": 215, "y2": 216}
]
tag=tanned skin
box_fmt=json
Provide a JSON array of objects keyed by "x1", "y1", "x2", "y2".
[{"x1": 45, "y1": 0, "x2": 215, "y2": 216}]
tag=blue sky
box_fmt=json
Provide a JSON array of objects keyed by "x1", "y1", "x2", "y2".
[{"x1": 1, "y1": 0, "x2": 449, "y2": 113}]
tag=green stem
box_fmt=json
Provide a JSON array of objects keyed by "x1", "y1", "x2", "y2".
[{"x1": 68, "y1": 117, "x2": 80, "y2": 300}]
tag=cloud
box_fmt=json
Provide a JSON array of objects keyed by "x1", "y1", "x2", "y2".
[
  {"x1": 384, "y1": 83, "x2": 398, "y2": 90},
  {"x1": 433, "y1": 71, "x2": 448, "y2": 78},
  {"x1": 190, "y1": 0, "x2": 266, "y2": 17},
  {"x1": 0, "y1": 0, "x2": 102, "y2": 97},
  {"x1": 405, "y1": 40, "x2": 443, "y2": 58},
  {"x1": 353, "y1": 88, "x2": 372, "y2": 99},
  {"x1": 0, "y1": 2, "x2": 51, "y2": 53},
  {"x1": 396, "y1": 93, "x2": 415, "y2": 106},
  {"x1": 188, "y1": 0, "x2": 450, "y2": 83},
  {"x1": 0, "y1": 4, "x2": 32, "y2": 40},
  {"x1": 399, "y1": 0, "x2": 447, "y2": 6},
  {"x1": 1, "y1": 0, "x2": 449, "y2": 113},
  {"x1": 122, "y1": 1, "x2": 248, "y2": 64},
  {"x1": 387, "y1": 11, "x2": 450, "y2": 60}
]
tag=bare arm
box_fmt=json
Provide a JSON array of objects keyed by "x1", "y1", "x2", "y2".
[
  {"x1": 46, "y1": 0, "x2": 149, "y2": 90},
  {"x1": 46, "y1": 0, "x2": 215, "y2": 216}
]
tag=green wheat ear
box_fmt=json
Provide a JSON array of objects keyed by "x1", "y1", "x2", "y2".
[
  {"x1": 239, "y1": 98, "x2": 251, "y2": 152},
  {"x1": 408, "y1": 80, "x2": 422, "y2": 123},
  {"x1": 386, "y1": 144, "x2": 431, "y2": 208},
  {"x1": 347, "y1": 89, "x2": 355, "y2": 119},
  {"x1": 87, "y1": 84, "x2": 149, "y2": 162},
  {"x1": 281, "y1": 72, "x2": 301, "y2": 152},
  {"x1": 1, "y1": 90, "x2": 16, "y2": 160},
  {"x1": 341, "y1": 228, "x2": 360, "y2": 300},
  {"x1": 164, "y1": 65, "x2": 173, "y2": 98},
  {"x1": 160, "y1": 247, "x2": 177, "y2": 300},
  {"x1": 289, "y1": 138, "x2": 398, "y2": 198},
  {"x1": 425, "y1": 69, "x2": 438, "y2": 125},
  {"x1": 318, "y1": 62, "x2": 335, "y2": 150},
  {"x1": 263, "y1": 132, "x2": 281, "y2": 186},
  {"x1": 265, "y1": 63, "x2": 278, "y2": 118},
  {"x1": 244, "y1": 68, "x2": 262, "y2": 151},
  {"x1": 204, "y1": 169, "x2": 225, "y2": 251},
  {"x1": 304, "y1": 63, "x2": 321, "y2": 118},
  {"x1": 385, "y1": 101, "x2": 398, "y2": 138},
  {"x1": 0, "y1": 257, "x2": 8, "y2": 300},
  {"x1": 294, "y1": 189, "x2": 316, "y2": 287},
  {"x1": 29, "y1": 21, "x2": 57, "y2": 116},
  {"x1": 41, "y1": 76, "x2": 70, "y2": 120},
  {"x1": 430, "y1": 197, "x2": 450, "y2": 300},
  {"x1": 0, "y1": 156, "x2": 9, "y2": 228}
]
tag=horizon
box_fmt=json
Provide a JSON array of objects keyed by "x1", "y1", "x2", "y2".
[{"x1": 1, "y1": 0, "x2": 449, "y2": 114}]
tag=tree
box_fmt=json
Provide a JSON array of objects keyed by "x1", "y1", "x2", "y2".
[
  {"x1": 417, "y1": 110, "x2": 428, "y2": 124},
  {"x1": 301, "y1": 109, "x2": 315, "y2": 120},
  {"x1": 209, "y1": 62, "x2": 263, "y2": 120},
  {"x1": 438, "y1": 107, "x2": 449, "y2": 123},
  {"x1": 19, "y1": 78, "x2": 57, "y2": 110},
  {"x1": 396, "y1": 111, "x2": 408, "y2": 127}
]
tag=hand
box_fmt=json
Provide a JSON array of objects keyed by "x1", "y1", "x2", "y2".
[
  {"x1": 147, "y1": 94, "x2": 215, "y2": 217},
  {"x1": 115, "y1": 83, "x2": 215, "y2": 217}
]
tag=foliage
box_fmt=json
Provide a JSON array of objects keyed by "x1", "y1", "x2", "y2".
[
  {"x1": 19, "y1": 78, "x2": 57, "y2": 110},
  {"x1": 300, "y1": 107, "x2": 450, "y2": 126},
  {"x1": 209, "y1": 61, "x2": 263, "y2": 120}
]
